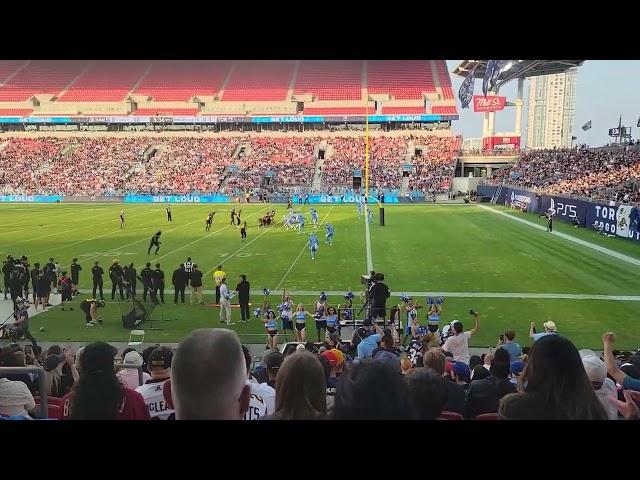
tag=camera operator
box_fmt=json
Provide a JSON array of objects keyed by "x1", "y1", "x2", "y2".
[
  {"x1": 368, "y1": 273, "x2": 390, "y2": 321},
  {"x1": 7, "y1": 297, "x2": 37, "y2": 346}
]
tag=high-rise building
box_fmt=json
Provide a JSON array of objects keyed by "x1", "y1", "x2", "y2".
[{"x1": 526, "y1": 68, "x2": 577, "y2": 149}]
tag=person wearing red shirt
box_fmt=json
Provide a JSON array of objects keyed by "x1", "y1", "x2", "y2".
[{"x1": 62, "y1": 342, "x2": 150, "y2": 420}]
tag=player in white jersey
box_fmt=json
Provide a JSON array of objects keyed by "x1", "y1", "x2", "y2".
[
  {"x1": 367, "y1": 207, "x2": 373, "y2": 224},
  {"x1": 357, "y1": 199, "x2": 364, "y2": 217},
  {"x1": 309, "y1": 208, "x2": 319, "y2": 226},
  {"x1": 134, "y1": 347, "x2": 174, "y2": 420},
  {"x1": 297, "y1": 213, "x2": 305, "y2": 234}
]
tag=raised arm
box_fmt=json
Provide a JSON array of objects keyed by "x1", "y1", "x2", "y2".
[
  {"x1": 468, "y1": 311, "x2": 480, "y2": 336},
  {"x1": 602, "y1": 332, "x2": 626, "y2": 385}
]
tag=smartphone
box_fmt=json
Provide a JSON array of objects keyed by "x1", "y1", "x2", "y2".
[{"x1": 499, "y1": 334, "x2": 504, "y2": 342}]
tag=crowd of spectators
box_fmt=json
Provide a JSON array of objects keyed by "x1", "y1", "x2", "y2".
[
  {"x1": 0, "y1": 134, "x2": 464, "y2": 197},
  {"x1": 492, "y1": 146, "x2": 640, "y2": 204},
  {"x1": 2, "y1": 321, "x2": 639, "y2": 420}
]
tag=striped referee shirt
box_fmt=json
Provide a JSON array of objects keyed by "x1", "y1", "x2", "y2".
[{"x1": 184, "y1": 261, "x2": 193, "y2": 273}]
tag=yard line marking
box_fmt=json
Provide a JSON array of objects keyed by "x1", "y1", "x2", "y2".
[
  {"x1": 477, "y1": 204, "x2": 640, "y2": 267},
  {"x1": 364, "y1": 205, "x2": 373, "y2": 272},
  {"x1": 275, "y1": 206, "x2": 334, "y2": 291},
  {"x1": 73, "y1": 289, "x2": 640, "y2": 301},
  {"x1": 100, "y1": 209, "x2": 263, "y2": 288},
  {"x1": 202, "y1": 224, "x2": 276, "y2": 277}
]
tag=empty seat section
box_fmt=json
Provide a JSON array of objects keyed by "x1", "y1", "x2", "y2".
[
  {"x1": 0, "y1": 108, "x2": 32, "y2": 116},
  {"x1": 434, "y1": 60, "x2": 455, "y2": 99},
  {"x1": 294, "y1": 60, "x2": 362, "y2": 100},
  {"x1": 58, "y1": 61, "x2": 150, "y2": 102},
  {"x1": 221, "y1": 61, "x2": 294, "y2": 101},
  {"x1": 0, "y1": 60, "x2": 88, "y2": 101},
  {"x1": 381, "y1": 106, "x2": 425, "y2": 114},
  {"x1": 432, "y1": 106, "x2": 457, "y2": 115},
  {"x1": 303, "y1": 107, "x2": 373, "y2": 115},
  {"x1": 134, "y1": 61, "x2": 231, "y2": 101},
  {"x1": 0, "y1": 60, "x2": 28, "y2": 83},
  {"x1": 367, "y1": 60, "x2": 435, "y2": 99},
  {"x1": 133, "y1": 108, "x2": 199, "y2": 116}
]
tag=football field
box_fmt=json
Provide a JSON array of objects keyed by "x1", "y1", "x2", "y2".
[{"x1": 2, "y1": 202, "x2": 640, "y2": 349}]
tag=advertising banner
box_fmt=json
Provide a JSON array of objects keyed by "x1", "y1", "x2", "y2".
[
  {"x1": 0, "y1": 195, "x2": 61, "y2": 203},
  {"x1": 124, "y1": 195, "x2": 229, "y2": 203},
  {"x1": 473, "y1": 95, "x2": 507, "y2": 112},
  {"x1": 291, "y1": 194, "x2": 399, "y2": 204}
]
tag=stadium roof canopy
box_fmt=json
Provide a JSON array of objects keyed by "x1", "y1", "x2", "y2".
[{"x1": 452, "y1": 60, "x2": 585, "y2": 88}]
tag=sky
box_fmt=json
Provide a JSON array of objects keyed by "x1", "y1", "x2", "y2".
[{"x1": 446, "y1": 60, "x2": 640, "y2": 147}]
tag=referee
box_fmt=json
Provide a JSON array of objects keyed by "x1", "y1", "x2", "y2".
[
  {"x1": 184, "y1": 257, "x2": 194, "y2": 286},
  {"x1": 546, "y1": 210, "x2": 554, "y2": 232}
]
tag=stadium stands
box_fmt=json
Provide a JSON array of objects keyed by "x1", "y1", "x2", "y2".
[
  {"x1": 303, "y1": 107, "x2": 374, "y2": 116},
  {"x1": 221, "y1": 61, "x2": 295, "y2": 102},
  {"x1": 0, "y1": 61, "x2": 88, "y2": 101},
  {"x1": 58, "y1": 61, "x2": 150, "y2": 102},
  {"x1": 367, "y1": 60, "x2": 435, "y2": 99},
  {"x1": 381, "y1": 106, "x2": 425, "y2": 115},
  {"x1": 492, "y1": 146, "x2": 640, "y2": 203},
  {"x1": 294, "y1": 60, "x2": 363, "y2": 101},
  {"x1": 133, "y1": 108, "x2": 199, "y2": 116},
  {"x1": 133, "y1": 60, "x2": 231, "y2": 101},
  {"x1": 0, "y1": 108, "x2": 33, "y2": 116},
  {"x1": 431, "y1": 106, "x2": 457, "y2": 115}
]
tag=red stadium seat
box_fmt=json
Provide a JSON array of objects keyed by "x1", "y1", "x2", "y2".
[
  {"x1": 294, "y1": 60, "x2": 363, "y2": 101},
  {"x1": 221, "y1": 61, "x2": 295, "y2": 102},
  {"x1": 437, "y1": 411, "x2": 464, "y2": 421},
  {"x1": 475, "y1": 413, "x2": 500, "y2": 420},
  {"x1": 367, "y1": 60, "x2": 435, "y2": 99}
]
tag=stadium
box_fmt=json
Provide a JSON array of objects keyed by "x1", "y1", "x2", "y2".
[{"x1": 0, "y1": 59, "x2": 639, "y2": 421}]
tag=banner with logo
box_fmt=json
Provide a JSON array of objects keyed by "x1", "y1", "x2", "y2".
[
  {"x1": 586, "y1": 202, "x2": 640, "y2": 241},
  {"x1": 473, "y1": 95, "x2": 507, "y2": 113},
  {"x1": 539, "y1": 195, "x2": 589, "y2": 226},
  {"x1": 124, "y1": 195, "x2": 229, "y2": 203},
  {"x1": 0, "y1": 195, "x2": 62, "y2": 203},
  {"x1": 291, "y1": 194, "x2": 399, "y2": 204}
]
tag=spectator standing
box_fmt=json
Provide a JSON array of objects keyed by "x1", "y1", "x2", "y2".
[
  {"x1": 135, "y1": 347, "x2": 174, "y2": 420},
  {"x1": 579, "y1": 349, "x2": 618, "y2": 420},
  {"x1": 497, "y1": 330, "x2": 523, "y2": 363},
  {"x1": 265, "y1": 351, "x2": 284, "y2": 389},
  {"x1": 0, "y1": 348, "x2": 37, "y2": 418},
  {"x1": 262, "y1": 351, "x2": 326, "y2": 420},
  {"x1": 116, "y1": 350, "x2": 150, "y2": 390},
  {"x1": 442, "y1": 312, "x2": 480, "y2": 364},
  {"x1": 190, "y1": 264, "x2": 204, "y2": 305},
  {"x1": 172, "y1": 264, "x2": 188, "y2": 304},
  {"x1": 529, "y1": 320, "x2": 557, "y2": 342},
  {"x1": 63, "y1": 342, "x2": 149, "y2": 420},
  {"x1": 171, "y1": 329, "x2": 250, "y2": 420},
  {"x1": 219, "y1": 278, "x2": 234, "y2": 325},
  {"x1": 602, "y1": 332, "x2": 640, "y2": 393},
  {"x1": 242, "y1": 345, "x2": 275, "y2": 420},
  {"x1": 464, "y1": 348, "x2": 516, "y2": 418},
  {"x1": 334, "y1": 359, "x2": 412, "y2": 420},
  {"x1": 424, "y1": 349, "x2": 465, "y2": 415},
  {"x1": 499, "y1": 335, "x2": 607, "y2": 420},
  {"x1": 356, "y1": 320, "x2": 384, "y2": 359},
  {"x1": 43, "y1": 350, "x2": 78, "y2": 398},
  {"x1": 406, "y1": 369, "x2": 449, "y2": 420}
]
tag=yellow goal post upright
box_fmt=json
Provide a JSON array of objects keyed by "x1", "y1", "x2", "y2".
[{"x1": 364, "y1": 106, "x2": 385, "y2": 226}]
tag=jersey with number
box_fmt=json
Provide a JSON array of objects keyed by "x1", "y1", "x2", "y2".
[
  {"x1": 244, "y1": 392, "x2": 268, "y2": 421},
  {"x1": 135, "y1": 378, "x2": 174, "y2": 420}
]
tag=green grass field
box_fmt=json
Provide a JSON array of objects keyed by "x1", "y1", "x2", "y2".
[{"x1": 2, "y1": 202, "x2": 639, "y2": 350}]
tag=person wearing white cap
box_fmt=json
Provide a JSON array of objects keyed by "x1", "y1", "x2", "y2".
[
  {"x1": 116, "y1": 350, "x2": 150, "y2": 390},
  {"x1": 529, "y1": 320, "x2": 557, "y2": 342},
  {"x1": 579, "y1": 349, "x2": 618, "y2": 420}
]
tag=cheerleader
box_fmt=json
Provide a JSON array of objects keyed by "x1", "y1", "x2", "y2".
[
  {"x1": 280, "y1": 294, "x2": 294, "y2": 337},
  {"x1": 325, "y1": 306, "x2": 339, "y2": 339},
  {"x1": 401, "y1": 297, "x2": 423, "y2": 346},
  {"x1": 264, "y1": 310, "x2": 278, "y2": 351},
  {"x1": 314, "y1": 292, "x2": 328, "y2": 342},
  {"x1": 293, "y1": 303, "x2": 313, "y2": 343}
]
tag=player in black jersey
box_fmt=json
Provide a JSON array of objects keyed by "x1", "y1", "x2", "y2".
[
  {"x1": 240, "y1": 221, "x2": 247, "y2": 241},
  {"x1": 148, "y1": 231, "x2": 162, "y2": 255},
  {"x1": 166, "y1": 206, "x2": 172, "y2": 222},
  {"x1": 205, "y1": 211, "x2": 216, "y2": 232},
  {"x1": 70, "y1": 258, "x2": 81, "y2": 295},
  {"x1": 230, "y1": 208, "x2": 236, "y2": 225},
  {"x1": 120, "y1": 210, "x2": 125, "y2": 229},
  {"x1": 80, "y1": 298, "x2": 105, "y2": 327},
  {"x1": 236, "y1": 209, "x2": 242, "y2": 227}
]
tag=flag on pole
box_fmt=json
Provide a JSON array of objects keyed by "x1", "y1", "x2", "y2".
[
  {"x1": 482, "y1": 60, "x2": 497, "y2": 97},
  {"x1": 581, "y1": 121, "x2": 592, "y2": 131},
  {"x1": 637, "y1": 116, "x2": 640, "y2": 128},
  {"x1": 458, "y1": 64, "x2": 477, "y2": 109}
]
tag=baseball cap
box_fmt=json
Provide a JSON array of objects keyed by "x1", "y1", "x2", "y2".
[
  {"x1": 148, "y1": 347, "x2": 173, "y2": 370},
  {"x1": 321, "y1": 349, "x2": 344, "y2": 368},
  {"x1": 579, "y1": 349, "x2": 606, "y2": 384},
  {"x1": 266, "y1": 352, "x2": 284, "y2": 372},
  {"x1": 123, "y1": 350, "x2": 144, "y2": 367},
  {"x1": 510, "y1": 360, "x2": 525, "y2": 377},
  {"x1": 43, "y1": 354, "x2": 66, "y2": 372},
  {"x1": 452, "y1": 362, "x2": 471, "y2": 382},
  {"x1": 543, "y1": 320, "x2": 557, "y2": 332}
]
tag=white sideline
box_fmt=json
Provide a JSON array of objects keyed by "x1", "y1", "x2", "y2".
[{"x1": 477, "y1": 204, "x2": 640, "y2": 267}]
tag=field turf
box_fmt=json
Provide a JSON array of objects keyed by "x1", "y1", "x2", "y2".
[{"x1": 2, "y1": 202, "x2": 639, "y2": 350}]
